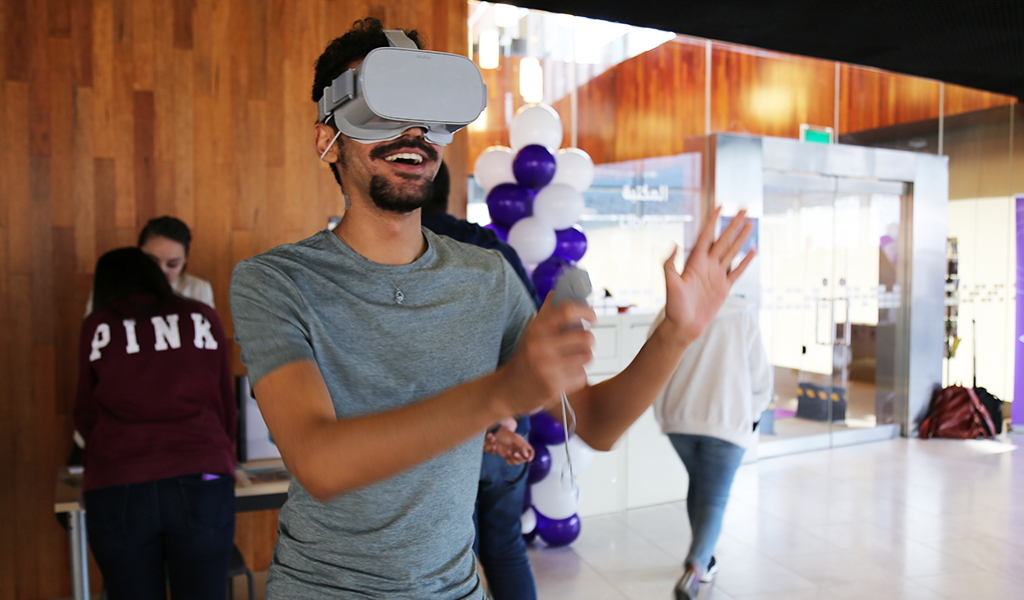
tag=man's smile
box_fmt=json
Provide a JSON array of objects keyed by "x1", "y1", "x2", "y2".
[{"x1": 384, "y1": 152, "x2": 424, "y2": 165}]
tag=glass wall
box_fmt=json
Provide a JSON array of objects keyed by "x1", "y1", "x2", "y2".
[
  {"x1": 464, "y1": 2, "x2": 1021, "y2": 439},
  {"x1": 844, "y1": 103, "x2": 1022, "y2": 408}
]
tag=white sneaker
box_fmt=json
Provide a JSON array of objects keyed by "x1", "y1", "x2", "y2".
[{"x1": 700, "y1": 556, "x2": 717, "y2": 583}]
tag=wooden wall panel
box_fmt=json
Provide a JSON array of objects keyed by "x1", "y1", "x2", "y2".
[
  {"x1": 944, "y1": 82, "x2": 1015, "y2": 118},
  {"x1": 30, "y1": 157, "x2": 56, "y2": 344},
  {"x1": 468, "y1": 55, "x2": 518, "y2": 160},
  {"x1": 5, "y1": 82, "x2": 31, "y2": 274},
  {"x1": 50, "y1": 38, "x2": 75, "y2": 227},
  {"x1": 614, "y1": 38, "x2": 705, "y2": 162},
  {"x1": 569, "y1": 63, "x2": 617, "y2": 167},
  {"x1": 91, "y1": 0, "x2": 115, "y2": 158},
  {"x1": 839, "y1": 64, "x2": 945, "y2": 135},
  {"x1": 711, "y1": 43, "x2": 835, "y2": 139},
  {"x1": 70, "y1": 0, "x2": 93, "y2": 88},
  {"x1": 28, "y1": 0, "x2": 53, "y2": 158},
  {"x1": 0, "y1": 228, "x2": 12, "y2": 600},
  {"x1": 9, "y1": 275, "x2": 37, "y2": 599},
  {"x1": 0, "y1": 0, "x2": 471, "y2": 596},
  {"x1": 72, "y1": 89, "x2": 98, "y2": 272},
  {"x1": 5, "y1": 0, "x2": 29, "y2": 82}
]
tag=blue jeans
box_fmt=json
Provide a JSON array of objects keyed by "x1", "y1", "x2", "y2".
[
  {"x1": 474, "y1": 420, "x2": 537, "y2": 600},
  {"x1": 84, "y1": 473, "x2": 236, "y2": 600},
  {"x1": 668, "y1": 434, "x2": 746, "y2": 571}
]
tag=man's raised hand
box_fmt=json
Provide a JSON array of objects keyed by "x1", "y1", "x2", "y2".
[{"x1": 662, "y1": 207, "x2": 755, "y2": 345}]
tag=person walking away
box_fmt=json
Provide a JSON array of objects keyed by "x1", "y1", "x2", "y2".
[{"x1": 647, "y1": 294, "x2": 772, "y2": 600}]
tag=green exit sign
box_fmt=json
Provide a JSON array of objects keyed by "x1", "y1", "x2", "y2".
[{"x1": 800, "y1": 124, "x2": 834, "y2": 144}]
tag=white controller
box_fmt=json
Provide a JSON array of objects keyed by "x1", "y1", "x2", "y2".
[{"x1": 550, "y1": 267, "x2": 592, "y2": 306}]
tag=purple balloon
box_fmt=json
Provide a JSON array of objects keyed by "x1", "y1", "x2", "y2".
[
  {"x1": 484, "y1": 221, "x2": 511, "y2": 243},
  {"x1": 486, "y1": 183, "x2": 534, "y2": 226},
  {"x1": 554, "y1": 226, "x2": 588, "y2": 263},
  {"x1": 513, "y1": 145, "x2": 557, "y2": 190},
  {"x1": 532, "y1": 257, "x2": 572, "y2": 300},
  {"x1": 523, "y1": 529, "x2": 538, "y2": 544},
  {"x1": 535, "y1": 512, "x2": 581, "y2": 547},
  {"x1": 527, "y1": 443, "x2": 552, "y2": 484},
  {"x1": 523, "y1": 485, "x2": 532, "y2": 513},
  {"x1": 530, "y1": 412, "x2": 567, "y2": 446}
]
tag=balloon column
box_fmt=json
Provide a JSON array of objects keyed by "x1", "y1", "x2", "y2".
[
  {"x1": 522, "y1": 412, "x2": 595, "y2": 546},
  {"x1": 474, "y1": 104, "x2": 595, "y2": 299}
]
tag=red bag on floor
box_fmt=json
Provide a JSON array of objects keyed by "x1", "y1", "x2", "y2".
[{"x1": 919, "y1": 385, "x2": 996, "y2": 440}]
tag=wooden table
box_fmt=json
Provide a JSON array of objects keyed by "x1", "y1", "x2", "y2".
[{"x1": 54, "y1": 460, "x2": 291, "y2": 600}]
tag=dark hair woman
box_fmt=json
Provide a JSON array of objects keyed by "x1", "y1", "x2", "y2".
[
  {"x1": 74, "y1": 247, "x2": 236, "y2": 600},
  {"x1": 85, "y1": 216, "x2": 214, "y2": 315}
]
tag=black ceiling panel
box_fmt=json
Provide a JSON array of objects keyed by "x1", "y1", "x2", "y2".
[{"x1": 504, "y1": 0, "x2": 1024, "y2": 100}]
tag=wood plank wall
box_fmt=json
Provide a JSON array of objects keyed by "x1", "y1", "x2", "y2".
[{"x1": 0, "y1": 0, "x2": 468, "y2": 597}]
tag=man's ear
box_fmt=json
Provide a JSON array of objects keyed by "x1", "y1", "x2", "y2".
[{"x1": 314, "y1": 122, "x2": 341, "y2": 163}]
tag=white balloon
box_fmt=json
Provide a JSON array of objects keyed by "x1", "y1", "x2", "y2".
[
  {"x1": 507, "y1": 217, "x2": 556, "y2": 264},
  {"x1": 566, "y1": 435, "x2": 594, "y2": 474},
  {"x1": 532, "y1": 183, "x2": 585, "y2": 230},
  {"x1": 521, "y1": 507, "x2": 537, "y2": 535},
  {"x1": 546, "y1": 437, "x2": 593, "y2": 481},
  {"x1": 473, "y1": 146, "x2": 515, "y2": 192},
  {"x1": 510, "y1": 104, "x2": 563, "y2": 152},
  {"x1": 552, "y1": 148, "x2": 595, "y2": 192},
  {"x1": 530, "y1": 470, "x2": 580, "y2": 520}
]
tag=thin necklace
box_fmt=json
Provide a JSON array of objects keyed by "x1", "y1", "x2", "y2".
[
  {"x1": 335, "y1": 224, "x2": 421, "y2": 305},
  {"x1": 367, "y1": 260, "x2": 418, "y2": 305}
]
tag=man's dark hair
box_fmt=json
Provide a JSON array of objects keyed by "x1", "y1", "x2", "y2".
[
  {"x1": 422, "y1": 161, "x2": 450, "y2": 214},
  {"x1": 92, "y1": 247, "x2": 175, "y2": 314},
  {"x1": 138, "y1": 216, "x2": 192, "y2": 256},
  {"x1": 312, "y1": 18, "x2": 425, "y2": 187}
]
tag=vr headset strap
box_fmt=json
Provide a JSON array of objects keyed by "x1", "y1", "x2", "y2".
[
  {"x1": 318, "y1": 69, "x2": 355, "y2": 123},
  {"x1": 383, "y1": 29, "x2": 417, "y2": 49},
  {"x1": 318, "y1": 30, "x2": 417, "y2": 122}
]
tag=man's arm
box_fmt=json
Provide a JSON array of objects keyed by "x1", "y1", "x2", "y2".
[
  {"x1": 251, "y1": 298, "x2": 595, "y2": 501},
  {"x1": 568, "y1": 207, "x2": 755, "y2": 451}
]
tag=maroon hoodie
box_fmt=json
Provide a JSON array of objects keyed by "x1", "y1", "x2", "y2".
[{"x1": 74, "y1": 293, "x2": 237, "y2": 492}]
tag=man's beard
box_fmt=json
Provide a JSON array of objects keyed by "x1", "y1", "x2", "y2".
[{"x1": 368, "y1": 174, "x2": 433, "y2": 214}]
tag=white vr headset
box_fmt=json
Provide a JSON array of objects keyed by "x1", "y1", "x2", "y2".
[{"x1": 317, "y1": 30, "x2": 487, "y2": 147}]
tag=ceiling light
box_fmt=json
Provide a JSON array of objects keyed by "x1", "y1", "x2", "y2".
[
  {"x1": 493, "y1": 4, "x2": 520, "y2": 28},
  {"x1": 479, "y1": 29, "x2": 499, "y2": 69},
  {"x1": 519, "y1": 57, "x2": 543, "y2": 103}
]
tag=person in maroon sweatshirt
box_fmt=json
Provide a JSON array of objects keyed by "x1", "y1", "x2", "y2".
[{"x1": 74, "y1": 247, "x2": 237, "y2": 600}]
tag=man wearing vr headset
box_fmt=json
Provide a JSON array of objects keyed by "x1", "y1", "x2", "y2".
[{"x1": 230, "y1": 18, "x2": 754, "y2": 600}]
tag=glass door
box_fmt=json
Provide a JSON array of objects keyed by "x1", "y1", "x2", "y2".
[{"x1": 759, "y1": 172, "x2": 904, "y2": 446}]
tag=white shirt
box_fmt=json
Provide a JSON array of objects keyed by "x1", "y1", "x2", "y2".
[
  {"x1": 84, "y1": 272, "x2": 215, "y2": 315},
  {"x1": 648, "y1": 296, "x2": 773, "y2": 449}
]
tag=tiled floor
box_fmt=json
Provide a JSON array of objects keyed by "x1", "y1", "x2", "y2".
[
  {"x1": 528, "y1": 435, "x2": 1024, "y2": 600},
  {"x1": 234, "y1": 435, "x2": 1024, "y2": 600}
]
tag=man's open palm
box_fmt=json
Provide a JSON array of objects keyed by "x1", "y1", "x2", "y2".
[{"x1": 663, "y1": 207, "x2": 755, "y2": 344}]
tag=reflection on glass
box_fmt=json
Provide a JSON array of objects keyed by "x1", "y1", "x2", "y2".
[
  {"x1": 759, "y1": 173, "x2": 903, "y2": 441},
  {"x1": 575, "y1": 153, "x2": 701, "y2": 312}
]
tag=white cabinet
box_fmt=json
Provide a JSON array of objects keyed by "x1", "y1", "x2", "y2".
[{"x1": 575, "y1": 312, "x2": 691, "y2": 516}]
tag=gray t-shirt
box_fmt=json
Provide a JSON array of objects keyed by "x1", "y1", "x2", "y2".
[{"x1": 230, "y1": 228, "x2": 536, "y2": 599}]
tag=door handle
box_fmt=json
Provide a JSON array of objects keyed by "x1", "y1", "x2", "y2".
[
  {"x1": 815, "y1": 298, "x2": 832, "y2": 345},
  {"x1": 834, "y1": 297, "x2": 851, "y2": 346}
]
